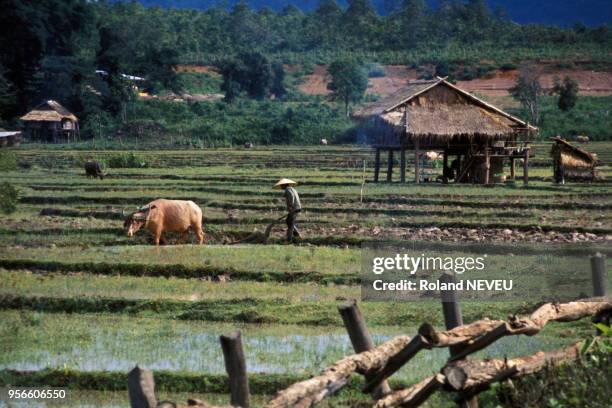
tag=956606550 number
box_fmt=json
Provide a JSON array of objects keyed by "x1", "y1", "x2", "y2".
[{"x1": 3, "y1": 388, "x2": 67, "y2": 400}]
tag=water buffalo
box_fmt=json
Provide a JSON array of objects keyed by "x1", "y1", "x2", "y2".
[
  {"x1": 574, "y1": 135, "x2": 589, "y2": 143},
  {"x1": 84, "y1": 161, "x2": 106, "y2": 179},
  {"x1": 124, "y1": 199, "x2": 205, "y2": 245}
]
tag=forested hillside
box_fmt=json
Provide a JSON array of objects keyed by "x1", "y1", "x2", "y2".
[
  {"x1": 130, "y1": 0, "x2": 612, "y2": 27},
  {"x1": 1, "y1": 0, "x2": 610, "y2": 146}
]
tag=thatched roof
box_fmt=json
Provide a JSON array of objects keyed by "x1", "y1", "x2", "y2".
[
  {"x1": 20, "y1": 100, "x2": 78, "y2": 122},
  {"x1": 353, "y1": 78, "x2": 536, "y2": 144},
  {"x1": 550, "y1": 136, "x2": 598, "y2": 169}
]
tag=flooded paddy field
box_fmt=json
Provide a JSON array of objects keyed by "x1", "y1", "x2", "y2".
[{"x1": 1, "y1": 145, "x2": 610, "y2": 406}]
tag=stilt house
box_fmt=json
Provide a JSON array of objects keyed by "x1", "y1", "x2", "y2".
[
  {"x1": 353, "y1": 78, "x2": 538, "y2": 185},
  {"x1": 20, "y1": 100, "x2": 79, "y2": 143}
]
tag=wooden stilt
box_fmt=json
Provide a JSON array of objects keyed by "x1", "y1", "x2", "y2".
[
  {"x1": 374, "y1": 148, "x2": 381, "y2": 183},
  {"x1": 387, "y1": 149, "x2": 394, "y2": 182},
  {"x1": 400, "y1": 148, "x2": 406, "y2": 183},
  {"x1": 414, "y1": 140, "x2": 420, "y2": 184},
  {"x1": 510, "y1": 158, "x2": 515, "y2": 180},
  {"x1": 442, "y1": 150, "x2": 448, "y2": 183},
  {"x1": 484, "y1": 147, "x2": 490, "y2": 185},
  {"x1": 523, "y1": 148, "x2": 530, "y2": 186}
]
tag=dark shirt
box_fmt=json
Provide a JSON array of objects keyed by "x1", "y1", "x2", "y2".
[{"x1": 284, "y1": 187, "x2": 301, "y2": 213}]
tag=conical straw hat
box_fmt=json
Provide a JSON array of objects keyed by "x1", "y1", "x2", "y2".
[{"x1": 273, "y1": 178, "x2": 297, "y2": 189}]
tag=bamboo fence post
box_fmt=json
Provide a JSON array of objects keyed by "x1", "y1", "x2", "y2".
[
  {"x1": 338, "y1": 302, "x2": 391, "y2": 398},
  {"x1": 439, "y1": 273, "x2": 478, "y2": 408},
  {"x1": 128, "y1": 366, "x2": 157, "y2": 408},
  {"x1": 220, "y1": 331, "x2": 250, "y2": 408}
]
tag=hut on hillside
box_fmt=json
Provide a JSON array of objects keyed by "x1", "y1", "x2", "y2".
[
  {"x1": 353, "y1": 78, "x2": 538, "y2": 185},
  {"x1": 20, "y1": 100, "x2": 79, "y2": 143},
  {"x1": 550, "y1": 136, "x2": 599, "y2": 183}
]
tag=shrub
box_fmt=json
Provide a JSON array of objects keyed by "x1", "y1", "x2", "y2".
[
  {"x1": 500, "y1": 62, "x2": 518, "y2": 71},
  {"x1": 0, "y1": 151, "x2": 17, "y2": 171},
  {"x1": 107, "y1": 152, "x2": 148, "y2": 168},
  {"x1": 0, "y1": 182, "x2": 19, "y2": 214}
]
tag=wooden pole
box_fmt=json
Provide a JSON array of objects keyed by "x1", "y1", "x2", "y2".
[
  {"x1": 591, "y1": 253, "x2": 609, "y2": 334},
  {"x1": 414, "y1": 140, "x2": 420, "y2": 184},
  {"x1": 484, "y1": 148, "x2": 490, "y2": 185},
  {"x1": 510, "y1": 158, "x2": 515, "y2": 180},
  {"x1": 374, "y1": 148, "x2": 381, "y2": 183},
  {"x1": 387, "y1": 149, "x2": 394, "y2": 182},
  {"x1": 443, "y1": 150, "x2": 449, "y2": 184},
  {"x1": 439, "y1": 273, "x2": 478, "y2": 408},
  {"x1": 400, "y1": 148, "x2": 406, "y2": 183},
  {"x1": 591, "y1": 253, "x2": 607, "y2": 297},
  {"x1": 128, "y1": 366, "x2": 157, "y2": 408},
  {"x1": 220, "y1": 331, "x2": 250, "y2": 408},
  {"x1": 338, "y1": 302, "x2": 391, "y2": 398},
  {"x1": 523, "y1": 148, "x2": 529, "y2": 186}
]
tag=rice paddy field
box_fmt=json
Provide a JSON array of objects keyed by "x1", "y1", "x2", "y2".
[{"x1": 1, "y1": 143, "x2": 611, "y2": 407}]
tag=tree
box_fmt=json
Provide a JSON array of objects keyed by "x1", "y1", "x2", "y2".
[
  {"x1": 0, "y1": 64, "x2": 16, "y2": 121},
  {"x1": 509, "y1": 65, "x2": 543, "y2": 125},
  {"x1": 219, "y1": 52, "x2": 273, "y2": 102},
  {"x1": 343, "y1": 0, "x2": 378, "y2": 41},
  {"x1": 327, "y1": 59, "x2": 368, "y2": 115},
  {"x1": 400, "y1": 0, "x2": 429, "y2": 47},
  {"x1": 552, "y1": 75, "x2": 579, "y2": 111},
  {"x1": 270, "y1": 63, "x2": 287, "y2": 99}
]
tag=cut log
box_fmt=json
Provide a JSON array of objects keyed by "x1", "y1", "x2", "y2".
[
  {"x1": 265, "y1": 336, "x2": 411, "y2": 408},
  {"x1": 379, "y1": 340, "x2": 587, "y2": 408},
  {"x1": 373, "y1": 374, "x2": 445, "y2": 408},
  {"x1": 442, "y1": 341, "x2": 583, "y2": 394},
  {"x1": 363, "y1": 299, "x2": 610, "y2": 390},
  {"x1": 363, "y1": 335, "x2": 429, "y2": 393},
  {"x1": 509, "y1": 299, "x2": 612, "y2": 335}
]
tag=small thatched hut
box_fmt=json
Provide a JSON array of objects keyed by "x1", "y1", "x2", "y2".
[
  {"x1": 550, "y1": 136, "x2": 599, "y2": 183},
  {"x1": 0, "y1": 129, "x2": 22, "y2": 147},
  {"x1": 353, "y1": 77, "x2": 537, "y2": 184},
  {"x1": 20, "y1": 100, "x2": 79, "y2": 143}
]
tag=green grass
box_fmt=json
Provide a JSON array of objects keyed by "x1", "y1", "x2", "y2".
[
  {"x1": 177, "y1": 72, "x2": 223, "y2": 94},
  {"x1": 1, "y1": 145, "x2": 610, "y2": 403},
  {"x1": 536, "y1": 96, "x2": 612, "y2": 141},
  {"x1": 0, "y1": 310, "x2": 586, "y2": 383}
]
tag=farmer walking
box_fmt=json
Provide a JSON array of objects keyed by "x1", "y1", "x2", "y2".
[{"x1": 274, "y1": 178, "x2": 302, "y2": 243}]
